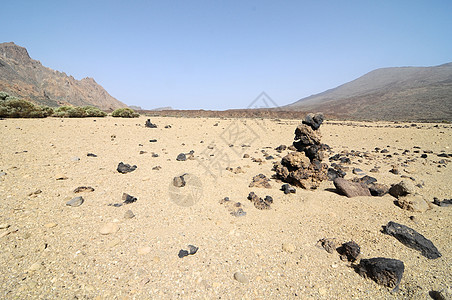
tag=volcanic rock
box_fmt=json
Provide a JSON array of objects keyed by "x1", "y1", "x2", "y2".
[
  {"x1": 249, "y1": 174, "x2": 271, "y2": 188},
  {"x1": 145, "y1": 119, "x2": 157, "y2": 128},
  {"x1": 333, "y1": 178, "x2": 371, "y2": 197},
  {"x1": 357, "y1": 257, "x2": 404, "y2": 292},
  {"x1": 117, "y1": 162, "x2": 137, "y2": 174},
  {"x1": 389, "y1": 180, "x2": 416, "y2": 198},
  {"x1": 383, "y1": 221, "x2": 441, "y2": 259},
  {"x1": 247, "y1": 192, "x2": 272, "y2": 210},
  {"x1": 338, "y1": 241, "x2": 360, "y2": 262},
  {"x1": 302, "y1": 112, "x2": 324, "y2": 130},
  {"x1": 396, "y1": 195, "x2": 432, "y2": 212},
  {"x1": 281, "y1": 183, "x2": 296, "y2": 194}
]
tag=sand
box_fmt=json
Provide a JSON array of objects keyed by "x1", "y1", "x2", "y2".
[{"x1": 0, "y1": 116, "x2": 450, "y2": 299}]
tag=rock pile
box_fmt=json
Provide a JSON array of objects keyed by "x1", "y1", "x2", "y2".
[{"x1": 273, "y1": 113, "x2": 328, "y2": 189}]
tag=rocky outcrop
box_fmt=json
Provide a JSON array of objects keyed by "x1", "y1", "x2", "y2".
[
  {"x1": 0, "y1": 42, "x2": 127, "y2": 110},
  {"x1": 273, "y1": 113, "x2": 328, "y2": 189}
]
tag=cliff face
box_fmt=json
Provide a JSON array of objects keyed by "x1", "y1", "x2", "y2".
[{"x1": 0, "y1": 42, "x2": 127, "y2": 110}]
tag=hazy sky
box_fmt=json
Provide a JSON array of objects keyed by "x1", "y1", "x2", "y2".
[{"x1": 2, "y1": 0, "x2": 451, "y2": 110}]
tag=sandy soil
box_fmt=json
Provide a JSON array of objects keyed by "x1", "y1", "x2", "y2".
[{"x1": 0, "y1": 116, "x2": 450, "y2": 299}]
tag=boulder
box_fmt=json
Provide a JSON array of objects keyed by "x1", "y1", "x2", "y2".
[
  {"x1": 333, "y1": 178, "x2": 371, "y2": 197},
  {"x1": 389, "y1": 180, "x2": 416, "y2": 198},
  {"x1": 396, "y1": 195, "x2": 432, "y2": 212},
  {"x1": 357, "y1": 257, "x2": 404, "y2": 292}
]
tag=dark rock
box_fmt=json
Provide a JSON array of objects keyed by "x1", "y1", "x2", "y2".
[
  {"x1": 302, "y1": 112, "x2": 324, "y2": 130},
  {"x1": 338, "y1": 241, "x2": 360, "y2": 262},
  {"x1": 281, "y1": 184, "x2": 296, "y2": 194},
  {"x1": 176, "y1": 153, "x2": 187, "y2": 161},
  {"x1": 388, "y1": 180, "x2": 415, "y2": 198},
  {"x1": 421, "y1": 154, "x2": 428, "y2": 158},
  {"x1": 352, "y1": 175, "x2": 377, "y2": 186},
  {"x1": 247, "y1": 192, "x2": 272, "y2": 210},
  {"x1": 152, "y1": 166, "x2": 161, "y2": 170},
  {"x1": 188, "y1": 245, "x2": 198, "y2": 255},
  {"x1": 73, "y1": 186, "x2": 95, "y2": 193},
  {"x1": 117, "y1": 162, "x2": 137, "y2": 174},
  {"x1": 433, "y1": 197, "x2": 452, "y2": 207},
  {"x1": 352, "y1": 168, "x2": 365, "y2": 175},
  {"x1": 87, "y1": 153, "x2": 97, "y2": 157},
  {"x1": 139, "y1": 150, "x2": 147, "y2": 154},
  {"x1": 219, "y1": 197, "x2": 247, "y2": 217},
  {"x1": 327, "y1": 168, "x2": 343, "y2": 181},
  {"x1": 265, "y1": 155, "x2": 274, "y2": 160},
  {"x1": 368, "y1": 183, "x2": 389, "y2": 197},
  {"x1": 383, "y1": 221, "x2": 441, "y2": 259},
  {"x1": 164, "y1": 125, "x2": 172, "y2": 128},
  {"x1": 66, "y1": 196, "x2": 84, "y2": 207},
  {"x1": 249, "y1": 174, "x2": 272, "y2": 188},
  {"x1": 122, "y1": 193, "x2": 137, "y2": 204},
  {"x1": 149, "y1": 139, "x2": 157, "y2": 142},
  {"x1": 357, "y1": 257, "x2": 404, "y2": 292},
  {"x1": 275, "y1": 145, "x2": 287, "y2": 152},
  {"x1": 333, "y1": 178, "x2": 371, "y2": 197},
  {"x1": 145, "y1": 119, "x2": 157, "y2": 128},
  {"x1": 173, "y1": 174, "x2": 187, "y2": 187},
  {"x1": 178, "y1": 250, "x2": 189, "y2": 258}
]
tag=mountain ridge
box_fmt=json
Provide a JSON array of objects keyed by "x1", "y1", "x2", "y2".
[{"x1": 0, "y1": 42, "x2": 127, "y2": 110}]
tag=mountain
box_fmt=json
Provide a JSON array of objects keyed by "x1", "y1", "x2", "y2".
[
  {"x1": 0, "y1": 42, "x2": 127, "y2": 110},
  {"x1": 285, "y1": 63, "x2": 452, "y2": 121}
]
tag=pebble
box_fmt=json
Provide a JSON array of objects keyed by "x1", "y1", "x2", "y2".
[
  {"x1": 124, "y1": 210, "x2": 135, "y2": 219},
  {"x1": 99, "y1": 222, "x2": 119, "y2": 235},
  {"x1": 107, "y1": 238, "x2": 121, "y2": 248},
  {"x1": 233, "y1": 272, "x2": 249, "y2": 284},
  {"x1": 138, "y1": 247, "x2": 151, "y2": 255},
  {"x1": 66, "y1": 196, "x2": 84, "y2": 207},
  {"x1": 44, "y1": 223, "x2": 58, "y2": 228},
  {"x1": 282, "y1": 243, "x2": 296, "y2": 253},
  {"x1": 27, "y1": 262, "x2": 41, "y2": 272},
  {"x1": 71, "y1": 157, "x2": 80, "y2": 161}
]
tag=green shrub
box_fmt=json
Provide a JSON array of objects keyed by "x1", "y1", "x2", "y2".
[
  {"x1": 53, "y1": 105, "x2": 106, "y2": 118},
  {"x1": 111, "y1": 107, "x2": 139, "y2": 118},
  {"x1": 0, "y1": 97, "x2": 53, "y2": 118},
  {"x1": 0, "y1": 91, "x2": 9, "y2": 100}
]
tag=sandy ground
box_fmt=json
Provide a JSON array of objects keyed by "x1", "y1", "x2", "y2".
[{"x1": 0, "y1": 116, "x2": 451, "y2": 299}]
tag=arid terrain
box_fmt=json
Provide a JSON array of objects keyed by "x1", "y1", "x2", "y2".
[{"x1": 0, "y1": 116, "x2": 451, "y2": 299}]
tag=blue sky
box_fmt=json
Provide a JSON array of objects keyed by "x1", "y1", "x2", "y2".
[{"x1": 2, "y1": 0, "x2": 451, "y2": 110}]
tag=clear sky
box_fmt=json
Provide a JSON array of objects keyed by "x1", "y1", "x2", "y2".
[{"x1": 2, "y1": 0, "x2": 451, "y2": 110}]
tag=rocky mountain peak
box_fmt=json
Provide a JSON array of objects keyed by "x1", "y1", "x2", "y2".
[{"x1": 0, "y1": 42, "x2": 32, "y2": 63}]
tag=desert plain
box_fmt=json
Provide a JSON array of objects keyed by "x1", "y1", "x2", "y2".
[{"x1": 0, "y1": 116, "x2": 451, "y2": 299}]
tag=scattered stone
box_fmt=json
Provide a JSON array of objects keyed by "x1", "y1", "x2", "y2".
[
  {"x1": 66, "y1": 196, "x2": 84, "y2": 207},
  {"x1": 249, "y1": 174, "x2": 272, "y2": 188},
  {"x1": 338, "y1": 241, "x2": 360, "y2": 262},
  {"x1": 317, "y1": 238, "x2": 338, "y2": 254},
  {"x1": 178, "y1": 245, "x2": 198, "y2": 258},
  {"x1": 233, "y1": 272, "x2": 249, "y2": 284},
  {"x1": 388, "y1": 180, "x2": 416, "y2": 198},
  {"x1": 281, "y1": 183, "x2": 296, "y2": 194},
  {"x1": 357, "y1": 257, "x2": 404, "y2": 292},
  {"x1": 243, "y1": 153, "x2": 250, "y2": 158},
  {"x1": 44, "y1": 223, "x2": 57, "y2": 228},
  {"x1": 247, "y1": 192, "x2": 272, "y2": 210},
  {"x1": 87, "y1": 153, "x2": 97, "y2": 157},
  {"x1": 396, "y1": 195, "x2": 432, "y2": 212},
  {"x1": 71, "y1": 157, "x2": 80, "y2": 162},
  {"x1": 219, "y1": 197, "x2": 247, "y2": 217},
  {"x1": 152, "y1": 166, "x2": 162, "y2": 170},
  {"x1": 368, "y1": 183, "x2": 389, "y2": 197},
  {"x1": 99, "y1": 222, "x2": 119, "y2": 235},
  {"x1": 176, "y1": 153, "x2": 187, "y2": 161},
  {"x1": 173, "y1": 174, "x2": 187, "y2": 187},
  {"x1": 282, "y1": 243, "x2": 296, "y2": 253},
  {"x1": 122, "y1": 193, "x2": 137, "y2": 204},
  {"x1": 28, "y1": 189, "x2": 42, "y2": 196},
  {"x1": 327, "y1": 167, "x2": 345, "y2": 181},
  {"x1": 165, "y1": 125, "x2": 171, "y2": 128},
  {"x1": 73, "y1": 186, "x2": 95, "y2": 193},
  {"x1": 275, "y1": 145, "x2": 287, "y2": 152},
  {"x1": 353, "y1": 175, "x2": 377, "y2": 185},
  {"x1": 145, "y1": 119, "x2": 157, "y2": 128},
  {"x1": 353, "y1": 168, "x2": 365, "y2": 176},
  {"x1": 302, "y1": 112, "x2": 324, "y2": 130},
  {"x1": 139, "y1": 150, "x2": 147, "y2": 154},
  {"x1": 226, "y1": 166, "x2": 245, "y2": 174},
  {"x1": 389, "y1": 166, "x2": 400, "y2": 175},
  {"x1": 433, "y1": 197, "x2": 452, "y2": 207},
  {"x1": 149, "y1": 139, "x2": 157, "y2": 142},
  {"x1": 124, "y1": 210, "x2": 135, "y2": 219},
  {"x1": 333, "y1": 178, "x2": 371, "y2": 197},
  {"x1": 56, "y1": 175, "x2": 68, "y2": 180},
  {"x1": 117, "y1": 162, "x2": 137, "y2": 174},
  {"x1": 383, "y1": 221, "x2": 441, "y2": 259}
]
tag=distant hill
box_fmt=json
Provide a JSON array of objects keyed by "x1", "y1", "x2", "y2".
[
  {"x1": 0, "y1": 42, "x2": 127, "y2": 110},
  {"x1": 285, "y1": 63, "x2": 452, "y2": 121}
]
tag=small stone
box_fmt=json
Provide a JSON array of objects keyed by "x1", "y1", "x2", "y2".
[
  {"x1": 243, "y1": 154, "x2": 250, "y2": 158},
  {"x1": 431, "y1": 287, "x2": 452, "y2": 300},
  {"x1": 107, "y1": 238, "x2": 121, "y2": 248},
  {"x1": 357, "y1": 257, "x2": 404, "y2": 292},
  {"x1": 338, "y1": 241, "x2": 360, "y2": 262},
  {"x1": 233, "y1": 272, "x2": 249, "y2": 284},
  {"x1": 389, "y1": 180, "x2": 416, "y2": 198},
  {"x1": 396, "y1": 195, "x2": 432, "y2": 212},
  {"x1": 178, "y1": 249, "x2": 189, "y2": 258},
  {"x1": 117, "y1": 162, "x2": 137, "y2": 174},
  {"x1": 176, "y1": 153, "x2": 187, "y2": 161},
  {"x1": 44, "y1": 223, "x2": 57, "y2": 228},
  {"x1": 73, "y1": 186, "x2": 95, "y2": 193},
  {"x1": 99, "y1": 222, "x2": 119, "y2": 235},
  {"x1": 56, "y1": 175, "x2": 68, "y2": 180},
  {"x1": 124, "y1": 210, "x2": 135, "y2": 219},
  {"x1": 122, "y1": 193, "x2": 137, "y2": 204},
  {"x1": 66, "y1": 196, "x2": 84, "y2": 207},
  {"x1": 152, "y1": 166, "x2": 162, "y2": 170},
  {"x1": 317, "y1": 238, "x2": 337, "y2": 254},
  {"x1": 282, "y1": 243, "x2": 296, "y2": 253},
  {"x1": 87, "y1": 153, "x2": 97, "y2": 157},
  {"x1": 71, "y1": 157, "x2": 80, "y2": 162},
  {"x1": 173, "y1": 174, "x2": 186, "y2": 187},
  {"x1": 249, "y1": 174, "x2": 272, "y2": 188},
  {"x1": 138, "y1": 247, "x2": 152, "y2": 255},
  {"x1": 149, "y1": 139, "x2": 157, "y2": 142},
  {"x1": 188, "y1": 245, "x2": 199, "y2": 255}
]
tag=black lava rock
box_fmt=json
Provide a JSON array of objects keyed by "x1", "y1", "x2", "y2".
[
  {"x1": 338, "y1": 241, "x2": 360, "y2": 262},
  {"x1": 176, "y1": 153, "x2": 187, "y2": 161},
  {"x1": 433, "y1": 197, "x2": 452, "y2": 207},
  {"x1": 357, "y1": 257, "x2": 404, "y2": 292},
  {"x1": 302, "y1": 112, "x2": 324, "y2": 130},
  {"x1": 117, "y1": 162, "x2": 137, "y2": 174},
  {"x1": 122, "y1": 193, "x2": 137, "y2": 204},
  {"x1": 383, "y1": 221, "x2": 441, "y2": 259},
  {"x1": 145, "y1": 119, "x2": 157, "y2": 128},
  {"x1": 281, "y1": 183, "x2": 296, "y2": 194}
]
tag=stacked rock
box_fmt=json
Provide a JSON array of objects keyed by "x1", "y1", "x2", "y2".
[{"x1": 273, "y1": 113, "x2": 328, "y2": 189}]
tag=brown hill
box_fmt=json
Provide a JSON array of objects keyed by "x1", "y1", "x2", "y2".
[
  {"x1": 285, "y1": 63, "x2": 452, "y2": 121},
  {"x1": 0, "y1": 42, "x2": 127, "y2": 110}
]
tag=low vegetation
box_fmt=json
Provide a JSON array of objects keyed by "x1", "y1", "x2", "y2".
[
  {"x1": 111, "y1": 107, "x2": 139, "y2": 118},
  {"x1": 0, "y1": 91, "x2": 107, "y2": 118}
]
